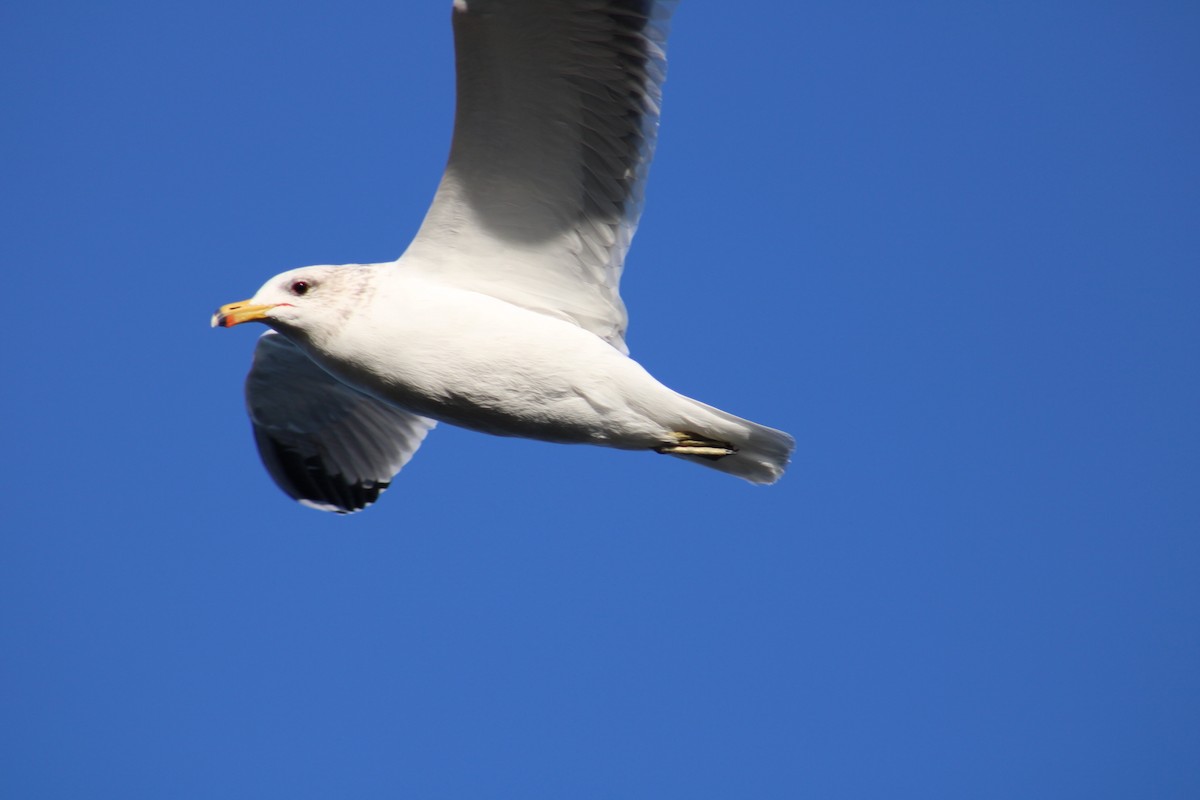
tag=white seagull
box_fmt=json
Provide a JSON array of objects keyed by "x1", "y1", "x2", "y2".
[{"x1": 213, "y1": 0, "x2": 794, "y2": 513}]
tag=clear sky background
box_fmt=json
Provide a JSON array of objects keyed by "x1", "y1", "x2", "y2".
[{"x1": 3, "y1": 1, "x2": 1198, "y2": 797}]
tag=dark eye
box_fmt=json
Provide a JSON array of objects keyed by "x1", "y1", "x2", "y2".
[{"x1": 290, "y1": 280, "x2": 311, "y2": 296}]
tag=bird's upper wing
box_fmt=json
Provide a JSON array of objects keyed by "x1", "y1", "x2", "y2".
[
  {"x1": 400, "y1": 0, "x2": 677, "y2": 353},
  {"x1": 244, "y1": 332, "x2": 436, "y2": 514}
]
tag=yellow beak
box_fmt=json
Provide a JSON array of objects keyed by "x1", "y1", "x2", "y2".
[{"x1": 211, "y1": 300, "x2": 276, "y2": 328}]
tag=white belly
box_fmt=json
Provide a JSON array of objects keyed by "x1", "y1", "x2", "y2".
[{"x1": 310, "y1": 276, "x2": 686, "y2": 448}]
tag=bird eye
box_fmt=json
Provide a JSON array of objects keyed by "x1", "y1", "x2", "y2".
[{"x1": 290, "y1": 280, "x2": 311, "y2": 296}]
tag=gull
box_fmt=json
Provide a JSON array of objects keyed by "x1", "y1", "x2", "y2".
[{"x1": 213, "y1": 0, "x2": 794, "y2": 513}]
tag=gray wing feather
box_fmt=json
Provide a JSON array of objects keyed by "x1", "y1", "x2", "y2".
[
  {"x1": 403, "y1": 0, "x2": 677, "y2": 352},
  {"x1": 244, "y1": 332, "x2": 436, "y2": 513}
]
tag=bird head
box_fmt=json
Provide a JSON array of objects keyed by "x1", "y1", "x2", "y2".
[{"x1": 212, "y1": 264, "x2": 377, "y2": 343}]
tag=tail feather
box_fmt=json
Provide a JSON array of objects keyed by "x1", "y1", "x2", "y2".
[{"x1": 668, "y1": 398, "x2": 794, "y2": 484}]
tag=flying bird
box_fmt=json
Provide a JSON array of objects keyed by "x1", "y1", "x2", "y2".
[{"x1": 213, "y1": 0, "x2": 794, "y2": 513}]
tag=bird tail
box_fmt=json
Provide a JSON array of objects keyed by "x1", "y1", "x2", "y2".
[{"x1": 664, "y1": 398, "x2": 795, "y2": 485}]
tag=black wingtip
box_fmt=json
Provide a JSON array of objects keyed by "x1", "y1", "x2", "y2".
[{"x1": 253, "y1": 428, "x2": 391, "y2": 514}]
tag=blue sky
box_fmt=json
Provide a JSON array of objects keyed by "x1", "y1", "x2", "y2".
[{"x1": 3, "y1": 1, "x2": 1198, "y2": 797}]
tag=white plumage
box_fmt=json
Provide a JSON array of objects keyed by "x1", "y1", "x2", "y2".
[{"x1": 214, "y1": 0, "x2": 793, "y2": 513}]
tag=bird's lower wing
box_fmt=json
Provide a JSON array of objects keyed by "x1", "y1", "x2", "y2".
[{"x1": 244, "y1": 332, "x2": 436, "y2": 514}]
